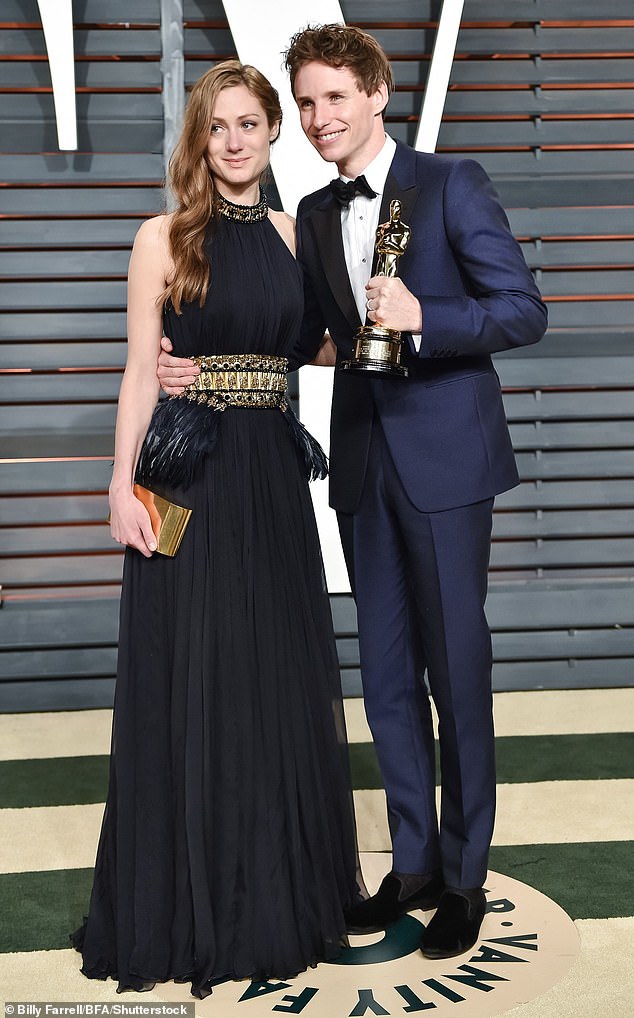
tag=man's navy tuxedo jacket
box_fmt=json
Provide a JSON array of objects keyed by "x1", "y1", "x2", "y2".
[{"x1": 291, "y1": 140, "x2": 548, "y2": 515}]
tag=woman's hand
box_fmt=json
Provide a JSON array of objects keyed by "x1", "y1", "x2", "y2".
[
  {"x1": 157, "y1": 336, "x2": 200, "y2": 395},
  {"x1": 109, "y1": 487, "x2": 157, "y2": 558}
]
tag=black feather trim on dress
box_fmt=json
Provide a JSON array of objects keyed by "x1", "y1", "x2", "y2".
[
  {"x1": 135, "y1": 397, "x2": 220, "y2": 490},
  {"x1": 282, "y1": 405, "x2": 329, "y2": 482},
  {"x1": 135, "y1": 396, "x2": 328, "y2": 491}
]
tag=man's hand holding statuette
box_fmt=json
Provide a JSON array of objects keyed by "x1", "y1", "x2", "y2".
[{"x1": 365, "y1": 276, "x2": 423, "y2": 334}]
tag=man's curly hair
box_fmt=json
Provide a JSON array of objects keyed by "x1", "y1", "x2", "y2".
[{"x1": 284, "y1": 23, "x2": 394, "y2": 102}]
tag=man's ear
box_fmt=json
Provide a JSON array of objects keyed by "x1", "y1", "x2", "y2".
[{"x1": 374, "y1": 81, "x2": 389, "y2": 117}]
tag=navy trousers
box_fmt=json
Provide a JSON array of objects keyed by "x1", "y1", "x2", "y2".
[{"x1": 338, "y1": 417, "x2": 496, "y2": 890}]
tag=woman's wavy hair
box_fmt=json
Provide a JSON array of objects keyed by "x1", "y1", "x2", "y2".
[{"x1": 163, "y1": 60, "x2": 282, "y2": 313}]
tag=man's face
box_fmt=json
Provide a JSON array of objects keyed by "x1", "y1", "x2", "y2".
[{"x1": 293, "y1": 61, "x2": 387, "y2": 177}]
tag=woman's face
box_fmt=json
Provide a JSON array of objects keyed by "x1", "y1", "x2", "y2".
[{"x1": 206, "y1": 84, "x2": 277, "y2": 200}]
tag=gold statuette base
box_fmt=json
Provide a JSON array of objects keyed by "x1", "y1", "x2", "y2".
[
  {"x1": 340, "y1": 327, "x2": 408, "y2": 378},
  {"x1": 132, "y1": 484, "x2": 192, "y2": 557}
]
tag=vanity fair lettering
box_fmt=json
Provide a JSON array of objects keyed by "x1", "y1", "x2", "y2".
[{"x1": 232, "y1": 931, "x2": 540, "y2": 1014}]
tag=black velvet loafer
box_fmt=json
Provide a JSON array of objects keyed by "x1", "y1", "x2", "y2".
[
  {"x1": 345, "y1": 871, "x2": 445, "y2": 934},
  {"x1": 420, "y1": 888, "x2": 486, "y2": 959}
]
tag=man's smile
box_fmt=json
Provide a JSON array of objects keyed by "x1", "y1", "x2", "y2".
[{"x1": 315, "y1": 129, "x2": 346, "y2": 142}]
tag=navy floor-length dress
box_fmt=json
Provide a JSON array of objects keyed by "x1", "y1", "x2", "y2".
[{"x1": 72, "y1": 204, "x2": 362, "y2": 997}]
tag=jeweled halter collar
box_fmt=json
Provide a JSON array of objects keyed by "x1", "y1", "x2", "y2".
[{"x1": 216, "y1": 187, "x2": 268, "y2": 223}]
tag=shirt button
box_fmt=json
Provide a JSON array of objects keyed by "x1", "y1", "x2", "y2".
[{"x1": 362, "y1": 258, "x2": 366, "y2": 263}]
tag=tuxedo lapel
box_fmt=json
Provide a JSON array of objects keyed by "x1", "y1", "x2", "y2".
[{"x1": 309, "y1": 198, "x2": 361, "y2": 330}]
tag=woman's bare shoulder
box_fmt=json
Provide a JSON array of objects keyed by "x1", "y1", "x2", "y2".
[
  {"x1": 131, "y1": 214, "x2": 175, "y2": 281},
  {"x1": 135, "y1": 213, "x2": 173, "y2": 246}
]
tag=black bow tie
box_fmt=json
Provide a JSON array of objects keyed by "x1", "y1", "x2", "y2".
[{"x1": 329, "y1": 174, "x2": 377, "y2": 208}]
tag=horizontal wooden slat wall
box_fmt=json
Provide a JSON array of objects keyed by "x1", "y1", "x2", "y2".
[
  {"x1": 1, "y1": 0, "x2": 633, "y2": 708},
  {"x1": 0, "y1": 0, "x2": 162, "y2": 709}
]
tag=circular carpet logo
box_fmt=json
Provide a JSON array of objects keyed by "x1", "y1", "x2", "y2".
[{"x1": 162, "y1": 870, "x2": 579, "y2": 1017}]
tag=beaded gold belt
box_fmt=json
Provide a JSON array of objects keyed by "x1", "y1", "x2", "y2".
[{"x1": 180, "y1": 353, "x2": 288, "y2": 410}]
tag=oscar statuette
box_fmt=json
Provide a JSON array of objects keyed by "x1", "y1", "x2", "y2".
[{"x1": 341, "y1": 199, "x2": 411, "y2": 378}]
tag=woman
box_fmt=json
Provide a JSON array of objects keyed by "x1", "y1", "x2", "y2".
[{"x1": 72, "y1": 61, "x2": 362, "y2": 997}]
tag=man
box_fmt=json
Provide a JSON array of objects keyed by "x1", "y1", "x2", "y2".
[{"x1": 159, "y1": 24, "x2": 548, "y2": 959}]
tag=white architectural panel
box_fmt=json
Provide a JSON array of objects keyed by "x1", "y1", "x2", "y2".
[
  {"x1": 415, "y1": 0, "x2": 464, "y2": 152},
  {"x1": 37, "y1": 0, "x2": 77, "y2": 150},
  {"x1": 221, "y1": 0, "x2": 346, "y2": 216},
  {"x1": 222, "y1": 0, "x2": 351, "y2": 589}
]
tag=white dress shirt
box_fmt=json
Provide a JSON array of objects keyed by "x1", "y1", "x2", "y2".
[{"x1": 339, "y1": 135, "x2": 421, "y2": 350}]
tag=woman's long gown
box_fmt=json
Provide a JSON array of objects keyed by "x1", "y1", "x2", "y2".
[{"x1": 72, "y1": 206, "x2": 362, "y2": 997}]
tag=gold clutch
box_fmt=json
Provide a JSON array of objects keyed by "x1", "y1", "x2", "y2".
[
  {"x1": 132, "y1": 484, "x2": 191, "y2": 557},
  {"x1": 108, "y1": 485, "x2": 192, "y2": 557}
]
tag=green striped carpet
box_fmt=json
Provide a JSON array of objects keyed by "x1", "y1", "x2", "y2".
[{"x1": 1, "y1": 689, "x2": 633, "y2": 1015}]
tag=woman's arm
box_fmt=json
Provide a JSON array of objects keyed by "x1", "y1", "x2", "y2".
[{"x1": 109, "y1": 216, "x2": 170, "y2": 557}]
